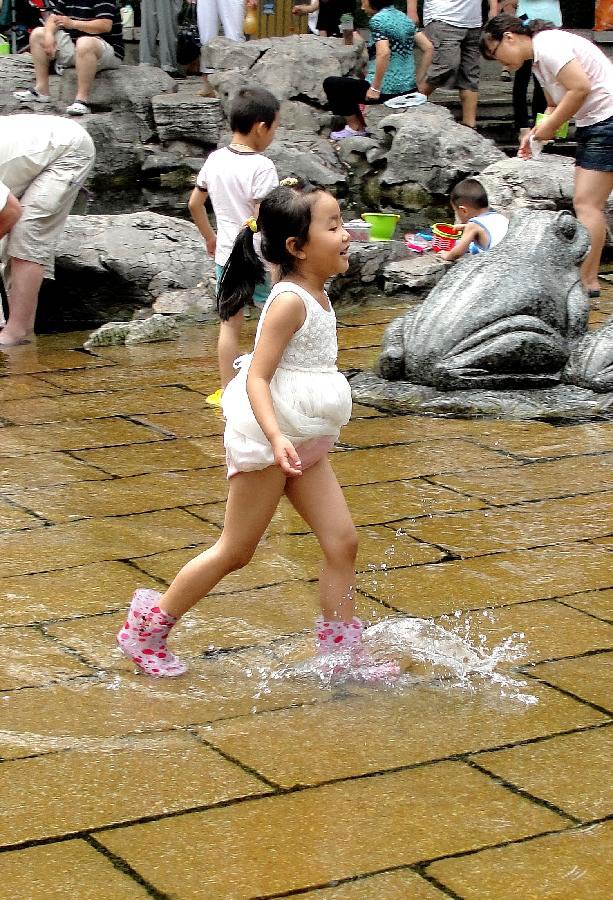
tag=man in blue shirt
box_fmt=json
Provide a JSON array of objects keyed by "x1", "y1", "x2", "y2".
[{"x1": 14, "y1": 0, "x2": 124, "y2": 116}]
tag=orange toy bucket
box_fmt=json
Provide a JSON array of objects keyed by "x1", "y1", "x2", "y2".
[{"x1": 431, "y1": 222, "x2": 463, "y2": 251}]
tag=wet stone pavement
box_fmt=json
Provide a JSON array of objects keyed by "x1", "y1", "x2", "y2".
[{"x1": 0, "y1": 290, "x2": 612, "y2": 899}]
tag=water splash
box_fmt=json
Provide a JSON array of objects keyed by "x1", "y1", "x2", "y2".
[{"x1": 271, "y1": 613, "x2": 537, "y2": 705}]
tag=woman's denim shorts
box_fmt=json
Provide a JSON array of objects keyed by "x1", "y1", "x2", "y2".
[{"x1": 575, "y1": 115, "x2": 613, "y2": 172}]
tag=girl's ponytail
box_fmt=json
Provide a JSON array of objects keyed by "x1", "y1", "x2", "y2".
[{"x1": 217, "y1": 221, "x2": 265, "y2": 321}]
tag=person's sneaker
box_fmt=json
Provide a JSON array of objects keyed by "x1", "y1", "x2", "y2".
[
  {"x1": 330, "y1": 125, "x2": 368, "y2": 141},
  {"x1": 500, "y1": 68, "x2": 512, "y2": 82},
  {"x1": 65, "y1": 100, "x2": 91, "y2": 116},
  {"x1": 13, "y1": 87, "x2": 51, "y2": 104}
]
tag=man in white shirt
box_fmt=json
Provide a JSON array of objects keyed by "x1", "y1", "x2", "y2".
[
  {"x1": 407, "y1": 0, "x2": 499, "y2": 128},
  {"x1": 0, "y1": 115, "x2": 95, "y2": 346}
]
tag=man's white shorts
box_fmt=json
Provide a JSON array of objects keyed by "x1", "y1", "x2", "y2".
[{"x1": 55, "y1": 29, "x2": 121, "y2": 72}]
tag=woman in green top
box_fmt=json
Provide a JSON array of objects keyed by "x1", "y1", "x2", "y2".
[{"x1": 324, "y1": 0, "x2": 431, "y2": 140}]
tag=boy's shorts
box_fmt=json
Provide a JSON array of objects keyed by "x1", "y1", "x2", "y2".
[
  {"x1": 575, "y1": 115, "x2": 613, "y2": 172},
  {"x1": 215, "y1": 264, "x2": 270, "y2": 309},
  {"x1": 424, "y1": 21, "x2": 481, "y2": 92},
  {"x1": 54, "y1": 30, "x2": 122, "y2": 72}
]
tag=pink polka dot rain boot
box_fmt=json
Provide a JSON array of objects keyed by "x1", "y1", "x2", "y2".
[
  {"x1": 315, "y1": 616, "x2": 399, "y2": 682},
  {"x1": 117, "y1": 588, "x2": 187, "y2": 677}
]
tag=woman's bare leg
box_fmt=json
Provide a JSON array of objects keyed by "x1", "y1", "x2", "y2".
[{"x1": 573, "y1": 167, "x2": 613, "y2": 293}]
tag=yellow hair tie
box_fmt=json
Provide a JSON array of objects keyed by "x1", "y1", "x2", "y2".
[
  {"x1": 245, "y1": 217, "x2": 258, "y2": 233},
  {"x1": 279, "y1": 177, "x2": 299, "y2": 187}
]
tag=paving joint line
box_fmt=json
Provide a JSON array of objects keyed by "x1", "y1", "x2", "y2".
[
  {"x1": 84, "y1": 834, "x2": 171, "y2": 899},
  {"x1": 521, "y1": 670, "x2": 613, "y2": 718},
  {"x1": 464, "y1": 758, "x2": 581, "y2": 824}
]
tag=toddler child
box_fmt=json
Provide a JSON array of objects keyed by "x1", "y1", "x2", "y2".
[
  {"x1": 439, "y1": 178, "x2": 509, "y2": 261},
  {"x1": 188, "y1": 86, "x2": 280, "y2": 401},
  {"x1": 118, "y1": 178, "x2": 398, "y2": 681}
]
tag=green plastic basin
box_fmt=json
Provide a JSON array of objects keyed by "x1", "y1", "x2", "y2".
[{"x1": 361, "y1": 213, "x2": 400, "y2": 241}]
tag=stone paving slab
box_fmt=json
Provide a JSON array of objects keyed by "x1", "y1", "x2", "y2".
[
  {"x1": 330, "y1": 439, "x2": 516, "y2": 486},
  {"x1": 0, "y1": 374, "x2": 64, "y2": 401},
  {"x1": 0, "y1": 647, "x2": 332, "y2": 760},
  {"x1": 0, "y1": 417, "x2": 170, "y2": 457},
  {"x1": 0, "y1": 627, "x2": 94, "y2": 690},
  {"x1": 5, "y1": 468, "x2": 228, "y2": 524},
  {"x1": 473, "y1": 725, "x2": 613, "y2": 821},
  {"x1": 526, "y1": 652, "x2": 612, "y2": 714},
  {"x1": 0, "y1": 840, "x2": 151, "y2": 899},
  {"x1": 358, "y1": 542, "x2": 613, "y2": 617},
  {"x1": 0, "y1": 561, "x2": 162, "y2": 626},
  {"x1": 0, "y1": 732, "x2": 269, "y2": 846},
  {"x1": 2, "y1": 385, "x2": 208, "y2": 426},
  {"x1": 400, "y1": 491, "x2": 613, "y2": 557},
  {"x1": 428, "y1": 820, "x2": 613, "y2": 900},
  {"x1": 431, "y1": 452, "x2": 613, "y2": 505},
  {"x1": 96, "y1": 763, "x2": 567, "y2": 898},
  {"x1": 201, "y1": 686, "x2": 605, "y2": 789},
  {"x1": 295, "y1": 870, "x2": 447, "y2": 899},
  {"x1": 0, "y1": 452, "x2": 111, "y2": 490},
  {"x1": 0, "y1": 501, "x2": 44, "y2": 532},
  {"x1": 72, "y1": 435, "x2": 226, "y2": 476},
  {"x1": 558, "y1": 588, "x2": 613, "y2": 622},
  {"x1": 1, "y1": 509, "x2": 213, "y2": 577}
]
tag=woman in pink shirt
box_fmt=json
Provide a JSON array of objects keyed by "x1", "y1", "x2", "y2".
[{"x1": 481, "y1": 15, "x2": 613, "y2": 299}]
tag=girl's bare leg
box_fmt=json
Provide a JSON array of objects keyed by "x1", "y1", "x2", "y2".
[
  {"x1": 160, "y1": 465, "x2": 287, "y2": 618},
  {"x1": 218, "y1": 308, "x2": 244, "y2": 388},
  {"x1": 284, "y1": 456, "x2": 357, "y2": 622}
]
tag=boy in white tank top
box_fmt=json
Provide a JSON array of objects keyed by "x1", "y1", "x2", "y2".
[{"x1": 439, "y1": 177, "x2": 509, "y2": 261}]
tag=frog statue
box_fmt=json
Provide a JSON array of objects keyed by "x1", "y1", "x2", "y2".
[{"x1": 378, "y1": 210, "x2": 594, "y2": 390}]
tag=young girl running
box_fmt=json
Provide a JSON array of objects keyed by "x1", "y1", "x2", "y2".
[{"x1": 117, "y1": 179, "x2": 398, "y2": 680}]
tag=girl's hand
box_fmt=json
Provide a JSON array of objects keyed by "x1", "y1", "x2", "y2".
[
  {"x1": 272, "y1": 436, "x2": 302, "y2": 477},
  {"x1": 247, "y1": 0, "x2": 258, "y2": 8},
  {"x1": 517, "y1": 129, "x2": 534, "y2": 160},
  {"x1": 533, "y1": 120, "x2": 556, "y2": 144},
  {"x1": 365, "y1": 86, "x2": 381, "y2": 101},
  {"x1": 205, "y1": 233, "x2": 216, "y2": 257}
]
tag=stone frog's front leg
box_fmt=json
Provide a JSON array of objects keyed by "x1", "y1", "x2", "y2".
[
  {"x1": 378, "y1": 311, "x2": 417, "y2": 380},
  {"x1": 565, "y1": 313, "x2": 613, "y2": 392},
  {"x1": 421, "y1": 313, "x2": 572, "y2": 389}
]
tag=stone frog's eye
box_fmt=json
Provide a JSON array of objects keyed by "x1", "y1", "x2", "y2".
[{"x1": 555, "y1": 213, "x2": 577, "y2": 241}]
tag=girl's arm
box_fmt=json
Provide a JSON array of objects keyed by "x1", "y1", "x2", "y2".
[
  {"x1": 439, "y1": 223, "x2": 481, "y2": 261},
  {"x1": 533, "y1": 59, "x2": 591, "y2": 141},
  {"x1": 247, "y1": 293, "x2": 306, "y2": 476},
  {"x1": 368, "y1": 40, "x2": 391, "y2": 98},
  {"x1": 187, "y1": 186, "x2": 216, "y2": 258},
  {"x1": 415, "y1": 30, "x2": 433, "y2": 92},
  {"x1": 406, "y1": 1, "x2": 418, "y2": 24}
]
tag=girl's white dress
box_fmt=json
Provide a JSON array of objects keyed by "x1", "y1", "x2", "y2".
[{"x1": 222, "y1": 280, "x2": 353, "y2": 474}]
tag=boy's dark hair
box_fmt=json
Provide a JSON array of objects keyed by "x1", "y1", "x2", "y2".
[
  {"x1": 217, "y1": 178, "x2": 323, "y2": 321},
  {"x1": 229, "y1": 87, "x2": 280, "y2": 134},
  {"x1": 480, "y1": 14, "x2": 556, "y2": 58},
  {"x1": 367, "y1": 0, "x2": 393, "y2": 10},
  {"x1": 450, "y1": 178, "x2": 489, "y2": 210}
]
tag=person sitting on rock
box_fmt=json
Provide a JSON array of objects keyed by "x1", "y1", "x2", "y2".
[
  {"x1": 438, "y1": 178, "x2": 509, "y2": 261},
  {"x1": 0, "y1": 114, "x2": 95, "y2": 346},
  {"x1": 323, "y1": 0, "x2": 432, "y2": 141},
  {"x1": 13, "y1": 0, "x2": 124, "y2": 116},
  {"x1": 188, "y1": 86, "x2": 280, "y2": 402}
]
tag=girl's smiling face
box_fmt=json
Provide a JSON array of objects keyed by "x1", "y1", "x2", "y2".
[{"x1": 295, "y1": 192, "x2": 350, "y2": 277}]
